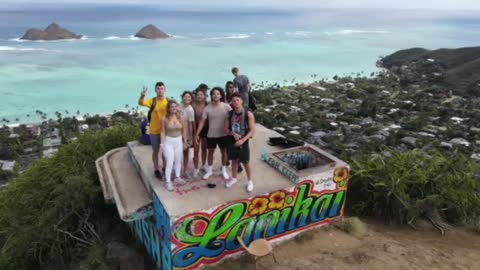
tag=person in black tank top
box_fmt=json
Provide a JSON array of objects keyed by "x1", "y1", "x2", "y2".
[{"x1": 224, "y1": 92, "x2": 256, "y2": 192}]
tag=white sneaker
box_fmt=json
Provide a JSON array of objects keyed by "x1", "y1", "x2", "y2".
[
  {"x1": 225, "y1": 178, "x2": 238, "y2": 188},
  {"x1": 165, "y1": 182, "x2": 174, "y2": 192},
  {"x1": 247, "y1": 181, "x2": 254, "y2": 192},
  {"x1": 221, "y1": 166, "x2": 230, "y2": 180},
  {"x1": 174, "y1": 177, "x2": 187, "y2": 185},
  {"x1": 193, "y1": 169, "x2": 200, "y2": 179},
  {"x1": 201, "y1": 165, "x2": 208, "y2": 173},
  {"x1": 203, "y1": 167, "x2": 213, "y2": 180}
]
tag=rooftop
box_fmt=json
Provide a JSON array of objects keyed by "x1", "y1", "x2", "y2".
[{"x1": 97, "y1": 124, "x2": 348, "y2": 221}]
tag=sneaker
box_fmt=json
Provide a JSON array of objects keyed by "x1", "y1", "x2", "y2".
[
  {"x1": 221, "y1": 166, "x2": 230, "y2": 180},
  {"x1": 174, "y1": 177, "x2": 187, "y2": 185},
  {"x1": 225, "y1": 178, "x2": 237, "y2": 188},
  {"x1": 203, "y1": 167, "x2": 213, "y2": 180},
  {"x1": 201, "y1": 165, "x2": 208, "y2": 173},
  {"x1": 154, "y1": 170, "x2": 162, "y2": 179},
  {"x1": 193, "y1": 169, "x2": 201, "y2": 179},
  {"x1": 165, "y1": 182, "x2": 174, "y2": 192},
  {"x1": 247, "y1": 181, "x2": 254, "y2": 192}
]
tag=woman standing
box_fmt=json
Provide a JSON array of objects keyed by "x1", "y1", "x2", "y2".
[
  {"x1": 161, "y1": 100, "x2": 188, "y2": 191},
  {"x1": 192, "y1": 88, "x2": 209, "y2": 178},
  {"x1": 178, "y1": 91, "x2": 196, "y2": 178},
  {"x1": 225, "y1": 81, "x2": 235, "y2": 104}
]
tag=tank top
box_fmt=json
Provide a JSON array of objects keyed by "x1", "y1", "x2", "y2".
[{"x1": 165, "y1": 117, "x2": 182, "y2": 137}]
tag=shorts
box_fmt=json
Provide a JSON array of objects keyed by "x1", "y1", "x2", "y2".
[
  {"x1": 199, "y1": 126, "x2": 208, "y2": 138},
  {"x1": 227, "y1": 142, "x2": 250, "y2": 164},
  {"x1": 197, "y1": 121, "x2": 209, "y2": 138},
  {"x1": 207, "y1": 136, "x2": 228, "y2": 149},
  {"x1": 150, "y1": 134, "x2": 161, "y2": 152}
]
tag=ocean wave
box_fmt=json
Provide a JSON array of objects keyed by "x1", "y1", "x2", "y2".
[
  {"x1": 325, "y1": 30, "x2": 390, "y2": 35},
  {"x1": 9, "y1": 36, "x2": 88, "y2": 42},
  {"x1": 265, "y1": 32, "x2": 274, "y2": 35},
  {"x1": 0, "y1": 46, "x2": 62, "y2": 52},
  {"x1": 286, "y1": 31, "x2": 313, "y2": 37},
  {"x1": 103, "y1": 36, "x2": 121, "y2": 40},
  {"x1": 169, "y1": 34, "x2": 185, "y2": 39},
  {"x1": 202, "y1": 34, "x2": 251, "y2": 41},
  {"x1": 128, "y1": 35, "x2": 140, "y2": 41},
  {"x1": 9, "y1": 38, "x2": 26, "y2": 43}
]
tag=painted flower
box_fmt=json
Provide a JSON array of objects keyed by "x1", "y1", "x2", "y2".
[
  {"x1": 268, "y1": 191, "x2": 286, "y2": 209},
  {"x1": 248, "y1": 197, "x2": 269, "y2": 215},
  {"x1": 334, "y1": 167, "x2": 349, "y2": 183}
]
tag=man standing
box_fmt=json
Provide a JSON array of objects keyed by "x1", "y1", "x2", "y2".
[
  {"x1": 195, "y1": 87, "x2": 231, "y2": 181},
  {"x1": 224, "y1": 93, "x2": 256, "y2": 192},
  {"x1": 232, "y1": 67, "x2": 251, "y2": 111},
  {"x1": 138, "y1": 82, "x2": 168, "y2": 179}
]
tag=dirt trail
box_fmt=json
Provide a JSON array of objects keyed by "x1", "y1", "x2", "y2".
[{"x1": 207, "y1": 219, "x2": 480, "y2": 270}]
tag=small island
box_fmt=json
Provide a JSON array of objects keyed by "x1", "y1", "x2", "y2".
[
  {"x1": 134, "y1": 24, "x2": 170, "y2": 39},
  {"x1": 21, "y1": 22, "x2": 82, "y2": 41}
]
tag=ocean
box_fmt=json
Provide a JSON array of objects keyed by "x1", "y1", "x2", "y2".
[{"x1": 0, "y1": 5, "x2": 479, "y2": 123}]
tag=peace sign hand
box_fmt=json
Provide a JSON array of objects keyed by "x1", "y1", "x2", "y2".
[{"x1": 141, "y1": 86, "x2": 147, "y2": 96}]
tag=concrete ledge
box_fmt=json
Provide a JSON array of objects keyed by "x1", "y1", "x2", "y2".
[
  {"x1": 95, "y1": 156, "x2": 114, "y2": 203},
  {"x1": 102, "y1": 147, "x2": 153, "y2": 221}
]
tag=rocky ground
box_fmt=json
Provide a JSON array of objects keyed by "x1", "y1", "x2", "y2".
[{"x1": 208, "y1": 218, "x2": 480, "y2": 270}]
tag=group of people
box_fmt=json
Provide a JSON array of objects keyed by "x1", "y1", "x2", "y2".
[{"x1": 138, "y1": 67, "x2": 256, "y2": 192}]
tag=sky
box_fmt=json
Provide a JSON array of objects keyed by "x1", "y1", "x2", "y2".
[{"x1": 1, "y1": 0, "x2": 480, "y2": 10}]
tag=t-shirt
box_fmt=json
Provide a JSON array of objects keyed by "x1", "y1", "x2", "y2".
[
  {"x1": 179, "y1": 104, "x2": 195, "y2": 141},
  {"x1": 202, "y1": 102, "x2": 232, "y2": 138},
  {"x1": 233, "y1": 75, "x2": 251, "y2": 98},
  {"x1": 228, "y1": 110, "x2": 250, "y2": 145},
  {"x1": 138, "y1": 97, "x2": 168, "y2": 135},
  {"x1": 178, "y1": 104, "x2": 195, "y2": 123}
]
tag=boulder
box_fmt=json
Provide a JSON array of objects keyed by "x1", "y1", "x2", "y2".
[
  {"x1": 134, "y1": 24, "x2": 170, "y2": 39},
  {"x1": 21, "y1": 23, "x2": 82, "y2": 40},
  {"x1": 400, "y1": 136, "x2": 417, "y2": 147},
  {"x1": 449, "y1": 138, "x2": 470, "y2": 147}
]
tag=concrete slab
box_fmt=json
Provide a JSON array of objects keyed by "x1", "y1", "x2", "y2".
[
  {"x1": 129, "y1": 124, "x2": 298, "y2": 219},
  {"x1": 103, "y1": 147, "x2": 153, "y2": 221},
  {"x1": 95, "y1": 156, "x2": 114, "y2": 203}
]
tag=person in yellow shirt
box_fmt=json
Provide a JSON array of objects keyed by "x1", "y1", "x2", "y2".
[{"x1": 138, "y1": 82, "x2": 168, "y2": 179}]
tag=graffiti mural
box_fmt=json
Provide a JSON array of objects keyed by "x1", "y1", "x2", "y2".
[
  {"x1": 153, "y1": 193, "x2": 173, "y2": 270},
  {"x1": 129, "y1": 217, "x2": 162, "y2": 269},
  {"x1": 171, "y1": 176, "x2": 348, "y2": 269}
]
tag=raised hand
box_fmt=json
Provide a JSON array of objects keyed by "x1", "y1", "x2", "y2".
[{"x1": 141, "y1": 86, "x2": 147, "y2": 96}]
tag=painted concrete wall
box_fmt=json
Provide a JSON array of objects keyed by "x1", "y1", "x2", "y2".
[{"x1": 130, "y1": 168, "x2": 349, "y2": 270}]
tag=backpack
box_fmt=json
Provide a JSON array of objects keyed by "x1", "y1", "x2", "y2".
[
  {"x1": 139, "y1": 119, "x2": 151, "y2": 145},
  {"x1": 228, "y1": 110, "x2": 250, "y2": 139},
  {"x1": 147, "y1": 98, "x2": 157, "y2": 122}
]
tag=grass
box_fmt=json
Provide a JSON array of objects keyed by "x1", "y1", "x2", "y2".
[
  {"x1": 347, "y1": 147, "x2": 480, "y2": 226},
  {"x1": 0, "y1": 124, "x2": 140, "y2": 270}
]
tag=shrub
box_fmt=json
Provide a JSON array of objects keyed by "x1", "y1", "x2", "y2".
[
  {"x1": 347, "y1": 148, "x2": 480, "y2": 225},
  {"x1": 0, "y1": 124, "x2": 139, "y2": 270}
]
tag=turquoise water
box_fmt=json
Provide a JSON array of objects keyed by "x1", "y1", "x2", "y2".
[{"x1": 1, "y1": 6, "x2": 480, "y2": 123}]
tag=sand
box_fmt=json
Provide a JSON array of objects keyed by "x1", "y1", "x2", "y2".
[{"x1": 207, "y1": 218, "x2": 480, "y2": 270}]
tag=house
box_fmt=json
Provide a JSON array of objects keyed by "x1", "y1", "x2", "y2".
[
  {"x1": 43, "y1": 137, "x2": 62, "y2": 148},
  {"x1": 0, "y1": 160, "x2": 15, "y2": 172},
  {"x1": 42, "y1": 148, "x2": 58, "y2": 158}
]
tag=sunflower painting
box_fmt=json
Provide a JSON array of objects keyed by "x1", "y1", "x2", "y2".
[
  {"x1": 248, "y1": 197, "x2": 269, "y2": 215},
  {"x1": 334, "y1": 167, "x2": 349, "y2": 183},
  {"x1": 268, "y1": 191, "x2": 286, "y2": 209}
]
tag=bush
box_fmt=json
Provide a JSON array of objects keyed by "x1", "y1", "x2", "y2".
[
  {"x1": 348, "y1": 148, "x2": 480, "y2": 225},
  {"x1": 0, "y1": 124, "x2": 139, "y2": 270}
]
